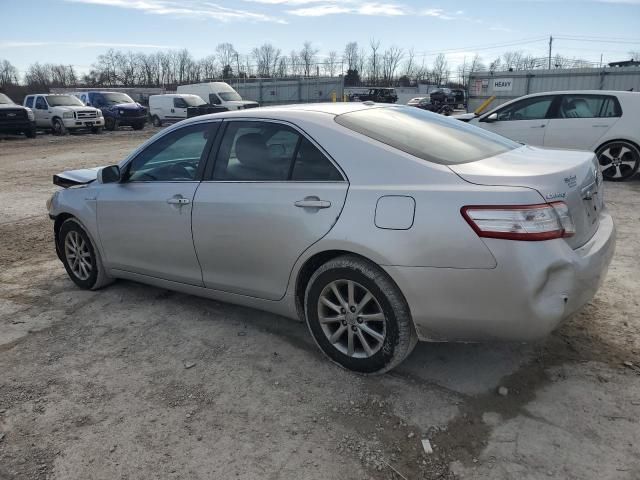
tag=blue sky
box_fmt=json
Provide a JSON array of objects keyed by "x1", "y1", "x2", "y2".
[{"x1": 1, "y1": 0, "x2": 639, "y2": 75}]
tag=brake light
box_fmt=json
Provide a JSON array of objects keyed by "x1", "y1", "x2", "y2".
[{"x1": 461, "y1": 202, "x2": 575, "y2": 241}]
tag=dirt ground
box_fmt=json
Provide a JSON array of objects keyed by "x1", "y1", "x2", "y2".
[{"x1": 0, "y1": 129, "x2": 639, "y2": 480}]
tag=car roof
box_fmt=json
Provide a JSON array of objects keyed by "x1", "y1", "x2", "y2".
[
  {"x1": 518, "y1": 90, "x2": 639, "y2": 98},
  {"x1": 150, "y1": 94, "x2": 202, "y2": 98}
]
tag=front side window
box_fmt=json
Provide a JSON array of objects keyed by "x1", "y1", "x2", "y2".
[
  {"x1": 558, "y1": 95, "x2": 621, "y2": 118},
  {"x1": 218, "y1": 91, "x2": 241, "y2": 102},
  {"x1": 126, "y1": 123, "x2": 215, "y2": 182},
  {"x1": 336, "y1": 106, "x2": 519, "y2": 165},
  {"x1": 25, "y1": 96, "x2": 34, "y2": 108},
  {"x1": 213, "y1": 121, "x2": 342, "y2": 181},
  {"x1": 495, "y1": 96, "x2": 555, "y2": 121},
  {"x1": 35, "y1": 97, "x2": 47, "y2": 109},
  {"x1": 209, "y1": 94, "x2": 222, "y2": 105},
  {"x1": 175, "y1": 96, "x2": 206, "y2": 108}
]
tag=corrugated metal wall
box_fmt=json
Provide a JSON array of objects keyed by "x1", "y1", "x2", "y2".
[
  {"x1": 468, "y1": 67, "x2": 640, "y2": 112},
  {"x1": 226, "y1": 77, "x2": 345, "y2": 105}
]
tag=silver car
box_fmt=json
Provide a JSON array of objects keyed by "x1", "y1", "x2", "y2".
[{"x1": 48, "y1": 103, "x2": 616, "y2": 374}]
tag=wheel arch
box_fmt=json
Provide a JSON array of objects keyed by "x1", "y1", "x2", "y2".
[{"x1": 595, "y1": 137, "x2": 640, "y2": 154}]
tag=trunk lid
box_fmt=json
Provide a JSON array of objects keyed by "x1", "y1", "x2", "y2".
[{"x1": 450, "y1": 146, "x2": 603, "y2": 249}]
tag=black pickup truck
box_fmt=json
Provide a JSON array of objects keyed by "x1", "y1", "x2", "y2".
[
  {"x1": 0, "y1": 93, "x2": 37, "y2": 138},
  {"x1": 355, "y1": 88, "x2": 398, "y2": 103}
]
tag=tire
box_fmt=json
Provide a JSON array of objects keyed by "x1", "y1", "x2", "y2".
[
  {"x1": 91, "y1": 126, "x2": 103, "y2": 134},
  {"x1": 25, "y1": 127, "x2": 37, "y2": 139},
  {"x1": 52, "y1": 118, "x2": 67, "y2": 136},
  {"x1": 58, "y1": 219, "x2": 113, "y2": 290},
  {"x1": 104, "y1": 117, "x2": 117, "y2": 131},
  {"x1": 132, "y1": 122, "x2": 145, "y2": 131},
  {"x1": 152, "y1": 115, "x2": 162, "y2": 127},
  {"x1": 304, "y1": 255, "x2": 417, "y2": 374},
  {"x1": 596, "y1": 141, "x2": 640, "y2": 182}
]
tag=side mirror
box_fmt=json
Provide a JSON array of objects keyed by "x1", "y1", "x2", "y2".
[
  {"x1": 98, "y1": 165, "x2": 121, "y2": 184},
  {"x1": 483, "y1": 112, "x2": 498, "y2": 123}
]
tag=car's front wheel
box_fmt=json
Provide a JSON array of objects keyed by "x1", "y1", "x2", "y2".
[
  {"x1": 597, "y1": 141, "x2": 640, "y2": 181},
  {"x1": 304, "y1": 255, "x2": 417, "y2": 374},
  {"x1": 58, "y1": 219, "x2": 112, "y2": 290}
]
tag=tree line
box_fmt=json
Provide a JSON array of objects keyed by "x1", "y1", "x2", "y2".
[{"x1": 0, "y1": 40, "x2": 606, "y2": 93}]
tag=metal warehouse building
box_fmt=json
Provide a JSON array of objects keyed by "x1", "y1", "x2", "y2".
[{"x1": 468, "y1": 66, "x2": 640, "y2": 112}]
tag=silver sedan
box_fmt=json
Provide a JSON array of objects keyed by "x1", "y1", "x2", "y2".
[{"x1": 48, "y1": 103, "x2": 616, "y2": 373}]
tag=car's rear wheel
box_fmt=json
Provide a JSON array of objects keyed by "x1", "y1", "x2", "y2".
[
  {"x1": 132, "y1": 122, "x2": 145, "y2": 130},
  {"x1": 597, "y1": 141, "x2": 640, "y2": 182},
  {"x1": 152, "y1": 115, "x2": 162, "y2": 127},
  {"x1": 25, "y1": 127, "x2": 37, "y2": 139},
  {"x1": 58, "y1": 219, "x2": 112, "y2": 290},
  {"x1": 304, "y1": 255, "x2": 417, "y2": 374}
]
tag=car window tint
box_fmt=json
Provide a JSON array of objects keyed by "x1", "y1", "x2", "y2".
[
  {"x1": 127, "y1": 123, "x2": 214, "y2": 182},
  {"x1": 213, "y1": 121, "x2": 300, "y2": 181},
  {"x1": 559, "y1": 95, "x2": 621, "y2": 118},
  {"x1": 174, "y1": 98, "x2": 187, "y2": 108},
  {"x1": 496, "y1": 96, "x2": 554, "y2": 121},
  {"x1": 291, "y1": 138, "x2": 343, "y2": 181},
  {"x1": 35, "y1": 97, "x2": 47, "y2": 109},
  {"x1": 335, "y1": 106, "x2": 519, "y2": 165},
  {"x1": 25, "y1": 97, "x2": 34, "y2": 108}
]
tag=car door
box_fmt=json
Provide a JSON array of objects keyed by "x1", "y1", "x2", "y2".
[
  {"x1": 171, "y1": 97, "x2": 188, "y2": 121},
  {"x1": 192, "y1": 119, "x2": 349, "y2": 300},
  {"x1": 33, "y1": 96, "x2": 49, "y2": 127},
  {"x1": 97, "y1": 121, "x2": 219, "y2": 285},
  {"x1": 475, "y1": 95, "x2": 558, "y2": 146},
  {"x1": 543, "y1": 94, "x2": 622, "y2": 150}
]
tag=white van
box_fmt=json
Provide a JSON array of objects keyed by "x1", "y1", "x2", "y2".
[
  {"x1": 176, "y1": 82, "x2": 259, "y2": 110},
  {"x1": 148, "y1": 94, "x2": 226, "y2": 127}
]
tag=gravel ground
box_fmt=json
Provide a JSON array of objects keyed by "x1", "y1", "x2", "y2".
[{"x1": 0, "y1": 129, "x2": 639, "y2": 480}]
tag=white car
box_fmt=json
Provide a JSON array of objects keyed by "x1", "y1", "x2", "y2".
[
  {"x1": 23, "y1": 94, "x2": 104, "y2": 135},
  {"x1": 148, "y1": 94, "x2": 225, "y2": 127},
  {"x1": 464, "y1": 90, "x2": 640, "y2": 181},
  {"x1": 176, "y1": 82, "x2": 259, "y2": 110}
]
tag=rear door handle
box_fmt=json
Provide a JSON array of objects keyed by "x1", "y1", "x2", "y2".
[
  {"x1": 530, "y1": 124, "x2": 546, "y2": 128},
  {"x1": 167, "y1": 196, "x2": 190, "y2": 205},
  {"x1": 295, "y1": 197, "x2": 331, "y2": 209},
  {"x1": 592, "y1": 124, "x2": 609, "y2": 128}
]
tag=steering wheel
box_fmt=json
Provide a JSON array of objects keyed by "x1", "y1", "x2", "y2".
[{"x1": 167, "y1": 163, "x2": 193, "y2": 180}]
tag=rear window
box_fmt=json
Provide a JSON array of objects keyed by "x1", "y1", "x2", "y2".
[{"x1": 335, "y1": 106, "x2": 519, "y2": 165}]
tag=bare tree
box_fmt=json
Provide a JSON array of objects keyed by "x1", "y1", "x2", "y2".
[
  {"x1": 343, "y1": 42, "x2": 359, "y2": 71},
  {"x1": 325, "y1": 51, "x2": 338, "y2": 77},
  {"x1": 431, "y1": 53, "x2": 450, "y2": 85},
  {"x1": 299, "y1": 41, "x2": 318, "y2": 77},
  {"x1": 252, "y1": 43, "x2": 281, "y2": 77},
  {"x1": 368, "y1": 39, "x2": 381, "y2": 84},
  {"x1": 199, "y1": 55, "x2": 218, "y2": 80},
  {"x1": 630, "y1": 51, "x2": 640, "y2": 61},
  {"x1": 381, "y1": 46, "x2": 403, "y2": 85},
  {"x1": 0, "y1": 59, "x2": 19, "y2": 87},
  {"x1": 403, "y1": 48, "x2": 415, "y2": 79},
  {"x1": 289, "y1": 50, "x2": 301, "y2": 76}
]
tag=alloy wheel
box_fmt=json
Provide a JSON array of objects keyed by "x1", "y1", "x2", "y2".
[
  {"x1": 64, "y1": 231, "x2": 92, "y2": 281},
  {"x1": 317, "y1": 280, "x2": 386, "y2": 358},
  {"x1": 597, "y1": 142, "x2": 639, "y2": 181}
]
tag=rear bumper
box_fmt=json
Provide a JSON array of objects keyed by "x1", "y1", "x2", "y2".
[
  {"x1": 115, "y1": 115, "x2": 147, "y2": 126},
  {"x1": 384, "y1": 209, "x2": 616, "y2": 342}
]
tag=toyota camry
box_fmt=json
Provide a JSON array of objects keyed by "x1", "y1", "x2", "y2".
[{"x1": 48, "y1": 103, "x2": 616, "y2": 374}]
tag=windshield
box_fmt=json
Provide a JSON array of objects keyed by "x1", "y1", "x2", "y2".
[
  {"x1": 218, "y1": 91, "x2": 242, "y2": 102},
  {"x1": 46, "y1": 95, "x2": 84, "y2": 107},
  {"x1": 183, "y1": 96, "x2": 207, "y2": 107},
  {"x1": 335, "y1": 106, "x2": 519, "y2": 165},
  {"x1": 0, "y1": 93, "x2": 14, "y2": 104},
  {"x1": 100, "y1": 92, "x2": 134, "y2": 105}
]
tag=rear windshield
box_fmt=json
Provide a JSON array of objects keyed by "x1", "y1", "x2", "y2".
[{"x1": 335, "y1": 106, "x2": 519, "y2": 165}]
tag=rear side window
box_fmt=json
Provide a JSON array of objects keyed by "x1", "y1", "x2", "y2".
[
  {"x1": 558, "y1": 95, "x2": 621, "y2": 118},
  {"x1": 335, "y1": 106, "x2": 519, "y2": 165}
]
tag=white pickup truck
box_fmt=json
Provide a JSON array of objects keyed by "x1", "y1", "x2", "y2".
[{"x1": 23, "y1": 94, "x2": 104, "y2": 135}]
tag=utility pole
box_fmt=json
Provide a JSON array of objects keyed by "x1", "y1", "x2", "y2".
[{"x1": 548, "y1": 35, "x2": 553, "y2": 70}]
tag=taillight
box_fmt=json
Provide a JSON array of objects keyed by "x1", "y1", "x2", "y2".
[{"x1": 461, "y1": 202, "x2": 575, "y2": 241}]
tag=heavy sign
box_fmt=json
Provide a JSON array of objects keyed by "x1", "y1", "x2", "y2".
[{"x1": 492, "y1": 78, "x2": 513, "y2": 91}]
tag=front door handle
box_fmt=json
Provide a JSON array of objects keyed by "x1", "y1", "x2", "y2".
[
  {"x1": 295, "y1": 197, "x2": 331, "y2": 209},
  {"x1": 167, "y1": 196, "x2": 190, "y2": 205}
]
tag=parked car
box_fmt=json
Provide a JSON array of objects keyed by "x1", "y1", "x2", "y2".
[
  {"x1": 73, "y1": 91, "x2": 147, "y2": 131},
  {"x1": 176, "y1": 82, "x2": 259, "y2": 110},
  {"x1": 357, "y1": 88, "x2": 398, "y2": 103},
  {"x1": 450, "y1": 88, "x2": 466, "y2": 108},
  {"x1": 429, "y1": 88, "x2": 455, "y2": 104},
  {"x1": 0, "y1": 93, "x2": 36, "y2": 138},
  {"x1": 23, "y1": 94, "x2": 103, "y2": 135},
  {"x1": 407, "y1": 96, "x2": 429, "y2": 107},
  {"x1": 148, "y1": 94, "x2": 227, "y2": 127},
  {"x1": 48, "y1": 103, "x2": 615, "y2": 374},
  {"x1": 462, "y1": 90, "x2": 640, "y2": 181},
  {"x1": 408, "y1": 96, "x2": 453, "y2": 115}
]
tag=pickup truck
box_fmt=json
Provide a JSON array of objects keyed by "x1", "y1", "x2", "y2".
[
  {"x1": 0, "y1": 93, "x2": 36, "y2": 138},
  {"x1": 24, "y1": 94, "x2": 103, "y2": 135},
  {"x1": 73, "y1": 91, "x2": 147, "y2": 131},
  {"x1": 354, "y1": 88, "x2": 398, "y2": 103}
]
